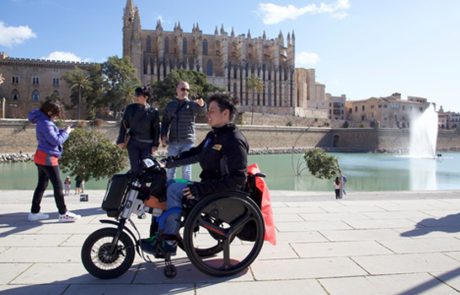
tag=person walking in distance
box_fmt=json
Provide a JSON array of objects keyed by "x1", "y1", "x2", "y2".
[
  {"x1": 27, "y1": 100, "x2": 81, "y2": 222},
  {"x1": 64, "y1": 176, "x2": 71, "y2": 196},
  {"x1": 334, "y1": 177, "x2": 342, "y2": 200},
  {"x1": 160, "y1": 81, "x2": 206, "y2": 180}
]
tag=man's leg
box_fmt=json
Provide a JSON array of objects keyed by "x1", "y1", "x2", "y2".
[
  {"x1": 166, "y1": 143, "x2": 180, "y2": 180},
  {"x1": 179, "y1": 142, "x2": 194, "y2": 181}
]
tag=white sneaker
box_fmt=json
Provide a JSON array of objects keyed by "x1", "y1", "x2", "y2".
[
  {"x1": 59, "y1": 211, "x2": 81, "y2": 223},
  {"x1": 28, "y1": 212, "x2": 49, "y2": 221}
]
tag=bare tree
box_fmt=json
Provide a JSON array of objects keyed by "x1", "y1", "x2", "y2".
[{"x1": 246, "y1": 75, "x2": 263, "y2": 125}]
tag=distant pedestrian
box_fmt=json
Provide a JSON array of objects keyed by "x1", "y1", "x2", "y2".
[
  {"x1": 340, "y1": 171, "x2": 347, "y2": 196},
  {"x1": 64, "y1": 176, "x2": 71, "y2": 196},
  {"x1": 27, "y1": 100, "x2": 81, "y2": 222},
  {"x1": 334, "y1": 177, "x2": 342, "y2": 199},
  {"x1": 75, "y1": 176, "x2": 84, "y2": 195}
]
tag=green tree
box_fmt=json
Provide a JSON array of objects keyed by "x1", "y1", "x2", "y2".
[
  {"x1": 150, "y1": 69, "x2": 221, "y2": 111},
  {"x1": 60, "y1": 128, "x2": 126, "y2": 182},
  {"x1": 246, "y1": 75, "x2": 263, "y2": 125},
  {"x1": 63, "y1": 67, "x2": 92, "y2": 120},
  {"x1": 84, "y1": 64, "x2": 105, "y2": 120},
  {"x1": 304, "y1": 148, "x2": 340, "y2": 179},
  {"x1": 102, "y1": 56, "x2": 139, "y2": 118}
]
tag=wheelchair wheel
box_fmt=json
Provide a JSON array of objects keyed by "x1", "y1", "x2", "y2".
[
  {"x1": 183, "y1": 192, "x2": 265, "y2": 277},
  {"x1": 81, "y1": 227, "x2": 135, "y2": 279}
]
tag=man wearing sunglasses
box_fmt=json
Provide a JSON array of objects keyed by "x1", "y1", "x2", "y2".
[{"x1": 160, "y1": 81, "x2": 206, "y2": 181}]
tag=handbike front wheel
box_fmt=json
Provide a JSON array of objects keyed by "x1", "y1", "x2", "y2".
[
  {"x1": 81, "y1": 227, "x2": 135, "y2": 279},
  {"x1": 183, "y1": 192, "x2": 265, "y2": 277}
]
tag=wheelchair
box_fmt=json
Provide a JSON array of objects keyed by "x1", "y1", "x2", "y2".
[{"x1": 81, "y1": 157, "x2": 266, "y2": 279}]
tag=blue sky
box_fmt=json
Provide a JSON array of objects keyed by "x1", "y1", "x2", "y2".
[{"x1": 1, "y1": 0, "x2": 459, "y2": 112}]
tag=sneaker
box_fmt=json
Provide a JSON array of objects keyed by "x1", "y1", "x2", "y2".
[
  {"x1": 140, "y1": 235, "x2": 177, "y2": 257},
  {"x1": 28, "y1": 212, "x2": 49, "y2": 221},
  {"x1": 59, "y1": 211, "x2": 81, "y2": 222}
]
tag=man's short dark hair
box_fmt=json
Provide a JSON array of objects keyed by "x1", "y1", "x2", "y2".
[
  {"x1": 135, "y1": 86, "x2": 150, "y2": 99},
  {"x1": 208, "y1": 93, "x2": 239, "y2": 121}
]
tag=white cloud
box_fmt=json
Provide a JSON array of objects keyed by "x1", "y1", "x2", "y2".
[
  {"x1": 0, "y1": 21, "x2": 37, "y2": 47},
  {"x1": 259, "y1": 0, "x2": 350, "y2": 25},
  {"x1": 41, "y1": 51, "x2": 90, "y2": 62},
  {"x1": 296, "y1": 51, "x2": 320, "y2": 67}
]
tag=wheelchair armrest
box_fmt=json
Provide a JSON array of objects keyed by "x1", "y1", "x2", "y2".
[{"x1": 254, "y1": 173, "x2": 266, "y2": 178}]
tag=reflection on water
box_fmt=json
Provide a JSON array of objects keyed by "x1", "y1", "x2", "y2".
[
  {"x1": 409, "y1": 157, "x2": 437, "y2": 190},
  {"x1": 1, "y1": 152, "x2": 460, "y2": 191}
]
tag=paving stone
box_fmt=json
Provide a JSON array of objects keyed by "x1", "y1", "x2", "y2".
[
  {"x1": 275, "y1": 231, "x2": 328, "y2": 243},
  {"x1": 321, "y1": 229, "x2": 401, "y2": 241},
  {"x1": 65, "y1": 284, "x2": 196, "y2": 295},
  {"x1": 196, "y1": 279, "x2": 327, "y2": 295},
  {"x1": 299, "y1": 212, "x2": 369, "y2": 221},
  {"x1": 292, "y1": 241, "x2": 392, "y2": 258},
  {"x1": 431, "y1": 268, "x2": 460, "y2": 292},
  {"x1": 343, "y1": 218, "x2": 418, "y2": 229},
  {"x1": 276, "y1": 220, "x2": 352, "y2": 232},
  {"x1": 0, "y1": 284, "x2": 67, "y2": 295},
  {"x1": 352, "y1": 253, "x2": 460, "y2": 275},
  {"x1": 319, "y1": 273, "x2": 458, "y2": 295},
  {"x1": 0, "y1": 263, "x2": 31, "y2": 284},
  {"x1": 0, "y1": 246, "x2": 81, "y2": 263},
  {"x1": 0, "y1": 234, "x2": 70, "y2": 247},
  {"x1": 10, "y1": 262, "x2": 136, "y2": 285},
  {"x1": 252, "y1": 257, "x2": 367, "y2": 280},
  {"x1": 133, "y1": 260, "x2": 253, "y2": 284},
  {"x1": 378, "y1": 238, "x2": 460, "y2": 254}
]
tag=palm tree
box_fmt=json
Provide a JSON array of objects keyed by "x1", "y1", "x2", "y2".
[
  {"x1": 246, "y1": 75, "x2": 264, "y2": 125},
  {"x1": 63, "y1": 67, "x2": 92, "y2": 120}
]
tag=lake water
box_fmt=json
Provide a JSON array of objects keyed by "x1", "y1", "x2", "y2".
[{"x1": 1, "y1": 152, "x2": 460, "y2": 191}]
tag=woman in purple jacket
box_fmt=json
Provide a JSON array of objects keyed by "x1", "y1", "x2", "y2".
[{"x1": 28, "y1": 100, "x2": 81, "y2": 222}]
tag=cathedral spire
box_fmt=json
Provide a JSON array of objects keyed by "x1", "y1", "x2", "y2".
[
  {"x1": 215, "y1": 26, "x2": 219, "y2": 35},
  {"x1": 156, "y1": 18, "x2": 163, "y2": 31},
  {"x1": 247, "y1": 29, "x2": 251, "y2": 39},
  {"x1": 231, "y1": 27, "x2": 235, "y2": 37},
  {"x1": 263, "y1": 30, "x2": 266, "y2": 40}
]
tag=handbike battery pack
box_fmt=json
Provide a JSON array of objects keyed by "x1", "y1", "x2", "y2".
[{"x1": 101, "y1": 173, "x2": 130, "y2": 217}]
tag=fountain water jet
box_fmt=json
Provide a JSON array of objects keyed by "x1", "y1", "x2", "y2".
[{"x1": 409, "y1": 104, "x2": 438, "y2": 158}]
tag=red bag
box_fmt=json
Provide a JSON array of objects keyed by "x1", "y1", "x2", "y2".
[{"x1": 247, "y1": 163, "x2": 276, "y2": 245}]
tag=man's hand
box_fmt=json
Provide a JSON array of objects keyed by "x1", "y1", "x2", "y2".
[
  {"x1": 195, "y1": 98, "x2": 205, "y2": 107},
  {"x1": 182, "y1": 187, "x2": 195, "y2": 200},
  {"x1": 161, "y1": 135, "x2": 168, "y2": 147},
  {"x1": 151, "y1": 146, "x2": 158, "y2": 155},
  {"x1": 117, "y1": 143, "x2": 125, "y2": 149}
]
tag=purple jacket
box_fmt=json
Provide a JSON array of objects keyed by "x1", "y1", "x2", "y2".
[{"x1": 28, "y1": 109, "x2": 69, "y2": 158}]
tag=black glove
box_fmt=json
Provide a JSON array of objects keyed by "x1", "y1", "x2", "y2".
[
  {"x1": 182, "y1": 184, "x2": 201, "y2": 207},
  {"x1": 162, "y1": 156, "x2": 175, "y2": 168}
]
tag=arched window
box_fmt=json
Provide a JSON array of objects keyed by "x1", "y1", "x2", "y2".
[
  {"x1": 206, "y1": 60, "x2": 213, "y2": 76},
  {"x1": 202, "y1": 39, "x2": 208, "y2": 55},
  {"x1": 11, "y1": 89, "x2": 19, "y2": 101},
  {"x1": 146, "y1": 35, "x2": 152, "y2": 52},
  {"x1": 31, "y1": 90, "x2": 40, "y2": 101},
  {"x1": 164, "y1": 36, "x2": 169, "y2": 54},
  {"x1": 183, "y1": 38, "x2": 188, "y2": 55}
]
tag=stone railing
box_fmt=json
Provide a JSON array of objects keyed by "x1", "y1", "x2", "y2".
[{"x1": 0, "y1": 152, "x2": 34, "y2": 163}]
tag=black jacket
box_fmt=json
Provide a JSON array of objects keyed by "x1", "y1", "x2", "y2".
[
  {"x1": 166, "y1": 123, "x2": 249, "y2": 196},
  {"x1": 117, "y1": 103, "x2": 160, "y2": 147},
  {"x1": 160, "y1": 98, "x2": 206, "y2": 144}
]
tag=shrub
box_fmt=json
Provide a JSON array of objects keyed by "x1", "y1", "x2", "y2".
[
  {"x1": 60, "y1": 127, "x2": 126, "y2": 181},
  {"x1": 304, "y1": 148, "x2": 340, "y2": 179}
]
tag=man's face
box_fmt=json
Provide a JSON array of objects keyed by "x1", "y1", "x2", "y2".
[
  {"x1": 207, "y1": 101, "x2": 229, "y2": 128},
  {"x1": 176, "y1": 82, "x2": 190, "y2": 100}
]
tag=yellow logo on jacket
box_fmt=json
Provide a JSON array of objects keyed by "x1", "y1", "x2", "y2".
[{"x1": 212, "y1": 144, "x2": 222, "y2": 151}]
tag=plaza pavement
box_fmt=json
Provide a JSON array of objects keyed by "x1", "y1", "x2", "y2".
[{"x1": 2, "y1": 189, "x2": 460, "y2": 294}]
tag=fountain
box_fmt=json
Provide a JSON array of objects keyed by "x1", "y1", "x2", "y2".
[{"x1": 409, "y1": 103, "x2": 439, "y2": 158}]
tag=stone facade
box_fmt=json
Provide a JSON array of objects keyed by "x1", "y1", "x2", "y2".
[
  {"x1": 345, "y1": 93, "x2": 430, "y2": 128},
  {"x1": 0, "y1": 52, "x2": 93, "y2": 118},
  {"x1": 122, "y1": 0, "x2": 330, "y2": 121}
]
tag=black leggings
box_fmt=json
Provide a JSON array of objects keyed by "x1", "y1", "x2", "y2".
[{"x1": 31, "y1": 164, "x2": 67, "y2": 215}]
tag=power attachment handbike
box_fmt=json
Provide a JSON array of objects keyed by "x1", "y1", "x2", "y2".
[{"x1": 81, "y1": 156, "x2": 266, "y2": 279}]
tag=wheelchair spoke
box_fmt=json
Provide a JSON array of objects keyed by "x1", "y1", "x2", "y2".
[
  {"x1": 222, "y1": 239, "x2": 231, "y2": 268},
  {"x1": 197, "y1": 215, "x2": 227, "y2": 238},
  {"x1": 227, "y1": 211, "x2": 253, "y2": 237}
]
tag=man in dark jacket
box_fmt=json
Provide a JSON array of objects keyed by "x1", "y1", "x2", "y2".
[
  {"x1": 141, "y1": 93, "x2": 248, "y2": 255},
  {"x1": 160, "y1": 81, "x2": 206, "y2": 180}
]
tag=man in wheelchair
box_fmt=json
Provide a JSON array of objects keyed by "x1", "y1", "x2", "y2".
[{"x1": 140, "y1": 93, "x2": 249, "y2": 256}]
